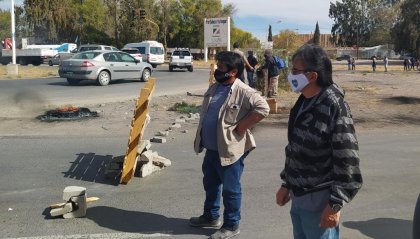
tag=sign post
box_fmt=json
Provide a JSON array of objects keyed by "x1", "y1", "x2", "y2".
[{"x1": 204, "y1": 17, "x2": 230, "y2": 62}]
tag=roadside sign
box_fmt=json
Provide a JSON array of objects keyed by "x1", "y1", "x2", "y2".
[{"x1": 204, "y1": 17, "x2": 230, "y2": 48}]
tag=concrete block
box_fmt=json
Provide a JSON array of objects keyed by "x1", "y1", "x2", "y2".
[
  {"x1": 137, "y1": 140, "x2": 151, "y2": 154},
  {"x1": 153, "y1": 155, "x2": 172, "y2": 167},
  {"x1": 266, "y1": 98, "x2": 278, "y2": 114},
  {"x1": 140, "y1": 161, "x2": 154, "y2": 177},
  {"x1": 63, "y1": 195, "x2": 87, "y2": 218},
  {"x1": 175, "y1": 118, "x2": 186, "y2": 123},
  {"x1": 151, "y1": 137, "x2": 167, "y2": 143},
  {"x1": 140, "y1": 150, "x2": 157, "y2": 163},
  {"x1": 50, "y1": 203, "x2": 73, "y2": 217},
  {"x1": 62, "y1": 186, "x2": 86, "y2": 201}
]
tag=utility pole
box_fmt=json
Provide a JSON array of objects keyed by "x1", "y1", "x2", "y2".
[{"x1": 11, "y1": 0, "x2": 16, "y2": 65}]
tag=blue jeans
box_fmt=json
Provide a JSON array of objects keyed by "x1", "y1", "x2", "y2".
[
  {"x1": 247, "y1": 71, "x2": 255, "y2": 88},
  {"x1": 202, "y1": 150, "x2": 247, "y2": 228},
  {"x1": 290, "y1": 203, "x2": 339, "y2": 239}
]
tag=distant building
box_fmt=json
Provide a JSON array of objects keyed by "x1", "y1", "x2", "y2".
[{"x1": 297, "y1": 33, "x2": 336, "y2": 48}]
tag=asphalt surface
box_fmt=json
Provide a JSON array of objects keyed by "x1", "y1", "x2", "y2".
[
  {"x1": 1, "y1": 123, "x2": 419, "y2": 238},
  {"x1": 1, "y1": 66, "x2": 419, "y2": 238},
  {"x1": 0, "y1": 66, "x2": 210, "y2": 117}
]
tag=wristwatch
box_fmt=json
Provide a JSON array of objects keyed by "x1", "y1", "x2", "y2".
[{"x1": 329, "y1": 203, "x2": 343, "y2": 213}]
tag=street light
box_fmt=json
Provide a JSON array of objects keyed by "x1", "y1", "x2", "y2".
[{"x1": 11, "y1": 0, "x2": 16, "y2": 65}]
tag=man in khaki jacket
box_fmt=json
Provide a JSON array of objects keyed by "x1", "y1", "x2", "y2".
[{"x1": 190, "y1": 51, "x2": 270, "y2": 239}]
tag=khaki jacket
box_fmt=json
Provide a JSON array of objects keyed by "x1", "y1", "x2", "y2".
[{"x1": 194, "y1": 79, "x2": 270, "y2": 166}]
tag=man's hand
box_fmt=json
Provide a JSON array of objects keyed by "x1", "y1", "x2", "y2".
[
  {"x1": 320, "y1": 205, "x2": 340, "y2": 228},
  {"x1": 276, "y1": 187, "x2": 290, "y2": 206},
  {"x1": 234, "y1": 123, "x2": 247, "y2": 137}
]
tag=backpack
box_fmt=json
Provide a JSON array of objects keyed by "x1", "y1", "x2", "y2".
[{"x1": 273, "y1": 56, "x2": 285, "y2": 69}]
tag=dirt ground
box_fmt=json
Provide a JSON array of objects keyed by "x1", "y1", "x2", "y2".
[{"x1": 1, "y1": 70, "x2": 420, "y2": 138}]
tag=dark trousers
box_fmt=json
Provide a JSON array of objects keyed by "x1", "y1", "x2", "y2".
[
  {"x1": 202, "y1": 150, "x2": 248, "y2": 228},
  {"x1": 247, "y1": 71, "x2": 255, "y2": 88}
]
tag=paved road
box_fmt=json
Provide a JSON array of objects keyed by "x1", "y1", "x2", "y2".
[
  {"x1": 0, "y1": 66, "x2": 210, "y2": 117},
  {"x1": 1, "y1": 67, "x2": 419, "y2": 238},
  {"x1": 0, "y1": 121, "x2": 419, "y2": 238}
]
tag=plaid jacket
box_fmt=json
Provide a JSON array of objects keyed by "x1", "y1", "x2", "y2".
[{"x1": 281, "y1": 84, "x2": 363, "y2": 206}]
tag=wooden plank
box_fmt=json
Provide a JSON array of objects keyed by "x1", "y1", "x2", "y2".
[
  {"x1": 120, "y1": 78, "x2": 155, "y2": 184},
  {"x1": 50, "y1": 197, "x2": 99, "y2": 209}
]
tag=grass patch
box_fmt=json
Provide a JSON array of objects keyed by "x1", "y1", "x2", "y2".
[
  {"x1": 168, "y1": 101, "x2": 201, "y2": 114},
  {"x1": 0, "y1": 65, "x2": 58, "y2": 79}
]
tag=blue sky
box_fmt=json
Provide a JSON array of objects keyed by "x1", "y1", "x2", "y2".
[
  {"x1": 1, "y1": 0, "x2": 335, "y2": 41},
  {"x1": 221, "y1": 0, "x2": 335, "y2": 41}
]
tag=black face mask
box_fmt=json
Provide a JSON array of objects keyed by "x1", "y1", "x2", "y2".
[{"x1": 214, "y1": 69, "x2": 230, "y2": 83}]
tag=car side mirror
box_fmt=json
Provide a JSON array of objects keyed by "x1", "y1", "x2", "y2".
[{"x1": 135, "y1": 59, "x2": 140, "y2": 63}]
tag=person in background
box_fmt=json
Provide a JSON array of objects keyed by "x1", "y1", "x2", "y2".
[
  {"x1": 351, "y1": 57, "x2": 356, "y2": 70},
  {"x1": 347, "y1": 58, "x2": 351, "y2": 70},
  {"x1": 372, "y1": 56, "x2": 377, "y2": 72},
  {"x1": 190, "y1": 51, "x2": 270, "y2": 239},
  {"x1": 232, "y1": 42, "x2": 254, "y2": 83},
  {"x1": 259, "y1": 49, "x2": 280, "y2": 97},
  {"x1": 246, "y1": 50, "x2": 258, "y2": 88},
  {"x1": 384, "y1": 56, "x2": 389, "y2": 72},
  {"x1": 276, "y1": 44, "x2": 362, "y2": 239}
]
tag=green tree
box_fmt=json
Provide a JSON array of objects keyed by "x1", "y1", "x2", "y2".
[
  {"x1": 0, "y1": 9, "x2": 11, "y2": 39},
  {"x1": 231, "y1": 27, "x2": 260, "y2": 49},
  {"x1": 267, "y1": 25, "x2": 272, "y2": 42},
  {"x1": 329, "y1": 0, "x2": 369, "y2": 46},
  {"x1": 391, "y1": 0, "x2": 420, "y2": 57},
  {"x1": 273, "y1": 29, "x2": 303, "y2": 52},
  {"x1": 313, "y1": 21, "x2": 320, "y2": 45}
]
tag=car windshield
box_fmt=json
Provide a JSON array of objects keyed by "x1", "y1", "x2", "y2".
[
  {"x1": 73, "y1": 52, "x2": 101, "y2": 59},
  {"x1": 79, "y1": 46, "x2": 101, "y2": 52},
  {"x1": 150, "y1": 47, "x2": 164, "y2": 54},
  {"x1": 122, "y1": 49, "x2": 139, "y2": 54},
  {"x1": 172, "y1": 50, "x2": 190, "y2": 56}
]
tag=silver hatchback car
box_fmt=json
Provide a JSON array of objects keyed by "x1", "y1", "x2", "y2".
[{"x1": 59, "y1": 50, "x2": 152, "y2": 86}]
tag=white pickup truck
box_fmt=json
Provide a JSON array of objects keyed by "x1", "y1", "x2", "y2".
[{"x1": 169, "y1": 49, "x2": 193, "y2": 72}]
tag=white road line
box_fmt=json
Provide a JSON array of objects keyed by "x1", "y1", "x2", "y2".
[{"x1": 4, "y1": 232, "x2": 172, "y2": 239}]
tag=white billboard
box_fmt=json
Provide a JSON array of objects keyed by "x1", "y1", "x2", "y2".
[{"x1": 204, "y1": 17, "x2": 230, "y2": 48}]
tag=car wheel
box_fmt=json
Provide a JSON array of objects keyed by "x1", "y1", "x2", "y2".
[
  {"x1": 67, "y1": 78, "x2": 80, "y2": 86},
  {"x1": 142, "y1": 68, "x2": 151, "y2": 82},
  {"x1": 188, "y1": 66, "x2": 193, "y2": 72},
  {"x1": 169, "y1": 66, "x2": 173, "y2": 72},
  {"x1": 48, "y1": 60, "x2": 53, "y2": 66},
  {"x1": 97, "y1": 71, "x2": 111, "y2": 86}
]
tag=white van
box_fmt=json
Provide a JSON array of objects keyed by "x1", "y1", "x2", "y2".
[{"x1": 123, "y1": 41, "x2": 165, "y2": 68}]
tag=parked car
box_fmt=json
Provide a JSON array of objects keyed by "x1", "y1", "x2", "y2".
[
  {"x1": 48, "y1": 54, "x2": 60, "y2": 66},
  {"x1": 336, "y1": 54, "x2": 352, "y2": 61},
  {"x1": 58, "y1": 50, "x2": 152, "y2": 86},
  {"x1": 123, "y1": 41, "x2": 165, "y2": 68},
  {"x1": 169, "y1": 49, "x2": 193, "y2": 72},
  {"x1": 120, "y1": 48, "x2": 142, "y2": 62},
  {"x1": 59, "y1": 44, "x2": 119, "y2": 61}
]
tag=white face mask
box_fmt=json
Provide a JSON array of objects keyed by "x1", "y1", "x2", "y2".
[{"x1": 287, "y1": 73, "x2": 310, "y2": 93}]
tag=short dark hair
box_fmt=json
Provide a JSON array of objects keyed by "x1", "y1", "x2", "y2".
[
  {"x1": 292, "y1": 44, "x2": 333, "y2": 87},
  {"x1": 233, "y1": 42, "x2": 240, "y2": 49},
  {"x1": 216, "y1": 51, "x2": 244, "y2": 77}
]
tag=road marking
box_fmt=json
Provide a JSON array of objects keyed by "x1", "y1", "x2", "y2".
[{"x1": 5, "y1": 232, "x2": 172, "y2": 239}]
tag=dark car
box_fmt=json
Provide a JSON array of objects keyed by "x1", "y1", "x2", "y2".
[{"x1": 336, "y1": 54, "x2": 352, "y2": 61}]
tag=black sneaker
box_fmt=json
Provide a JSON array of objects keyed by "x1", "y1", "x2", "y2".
[
  {"x1": 189, "y1": 215, "x2": 222, "y2": 228},
  {"x1": 209, "y1": 227, "x2": 240, "y2": 239}
]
